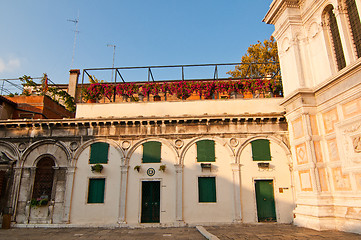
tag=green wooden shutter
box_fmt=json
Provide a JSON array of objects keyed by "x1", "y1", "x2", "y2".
[
  {"x1": 88, "y1": 178, "x2": 105, "y2": 203},
  {"x1": 142, "y1": 141, "x2": 161, "y2": 163},
  {"x1": 196, "y1": 140, "x2": 215, "y2": 162},
  {"x1": 251, "y1": 139, "x2": 271, "y2": 161},
  {"x1": 89, "y1": 142, "x2": 109, "y2": 164},
  {"x1": 198, "y1": 177, "x2": 216, "y2": 202}
]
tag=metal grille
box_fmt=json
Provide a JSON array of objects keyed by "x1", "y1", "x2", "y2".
[
  {"x1": 32, "y1": 158, "x2": 55, "y2": 200},
  {"x1": 328, "y1": 7, "x2": 346, "y2": 70},
  {"x1": 346, "y1": 0, "x2": 361, "y2": 57}
]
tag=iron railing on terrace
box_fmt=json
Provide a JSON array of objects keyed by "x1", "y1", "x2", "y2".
[
  {"x1": 82, "y1": 62, "x2": 281, "y2": 84},
  {"x1": 80, "y1": 62, "x2": 282, "y2": 103},
  {"x1": 0, "y1": 77, "x2": 67, "y2": 96}
]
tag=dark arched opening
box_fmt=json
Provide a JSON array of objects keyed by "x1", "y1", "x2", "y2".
[
  {"x1": 32, "y1": 157, "x2": 55, "y2": 200},
  {"x1": 325, "y1": 5, "x2": 346, "y2": 70},
  {"x1": 345, "y1": 0, "x2": 361, "y2": 57}
]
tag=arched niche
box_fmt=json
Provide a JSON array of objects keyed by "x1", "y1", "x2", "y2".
[{"x1": 21, "y1": 140, "x2": 70, "y2": 168}]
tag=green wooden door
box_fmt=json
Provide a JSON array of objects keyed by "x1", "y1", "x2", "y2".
[
  {"x1": 255, "y1": 180, "x2": 276, "y2": 222},
  {"x1": 141, "y1": 181, "x2": 160, "y2": 223}
]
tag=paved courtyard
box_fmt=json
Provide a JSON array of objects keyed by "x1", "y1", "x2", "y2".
[
  {"x1": 205, "y1": 224, "x2": 360, "y2": 240},
  {"x1": 0, "y1": 224, "x2": 360, "y2": 240}
]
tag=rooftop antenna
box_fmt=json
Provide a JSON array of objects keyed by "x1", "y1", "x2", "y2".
[
  {"x1": 107, "y1": 44, "x2": 116, "y2": 82},
  {"x1": 68, "y1": 13, "x2": 79, "y2": 69}
]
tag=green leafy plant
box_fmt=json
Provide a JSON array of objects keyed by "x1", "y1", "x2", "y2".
[
  {"x1": 30, "y1": 198, "x2": 49, "y2": 208},
  {"x1": 18, "y1": 74, "x2": 76, "y2": 112},
  {"x1": 47, "y1": 87, "x2": 76, "y2": 112},
  {"x1": 159, "y1": 164, "x2": 166, "y2": 172},
  {"x1": 19, "y1": 75, "x2": 37, "y2": 88},
  {"x1": 91, "y1": 163, "x2": 103, "y2": 173},
  {"x1": 134, "y1": 165, "x2": 141, "y2": 172}
]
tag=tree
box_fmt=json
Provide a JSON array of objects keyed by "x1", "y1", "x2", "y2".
[{"x1": 227, "y1": 36, "x2": 280, "y2": 79}]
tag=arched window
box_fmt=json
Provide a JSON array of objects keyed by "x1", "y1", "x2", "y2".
[
  {"x1": 345, "y1": 0, "x2": 361, "y2": 57},
  {"x1": 325, "y1": 5, "x2": 347, "y2": 70},
  {"x1": 32, "y1": 158, "x2": 55, "y2": 200}
]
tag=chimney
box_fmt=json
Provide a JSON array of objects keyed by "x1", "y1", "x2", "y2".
[{"x1": 68, "y1": 69, "x2": 80, "y2": 99}]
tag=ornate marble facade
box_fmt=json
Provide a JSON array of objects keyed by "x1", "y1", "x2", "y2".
[{"x1": 265, "y1": 0, "x2": 361, "y2": 234}]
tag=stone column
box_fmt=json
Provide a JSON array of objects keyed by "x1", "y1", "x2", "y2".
[
  {"x1": 62, "y1": 166, "x2": 75, "y2": 223},
  {"x1": 49, "y1": 166, "x2": 60, "y2": 224},
  {"x1": 231, "y1": 163, "x2": 242, "y2": 222},
  {"x1": 25, "y1": 167, "x2": 37, "y2": 223},
  {"x1": 174, "y1": 164, "x2": 184, "y2": 223},
  {"x1": 118, "y1": 165, "x2": 129, "y2": 225},
  {"x1": 10, "y1": 167, "x2": 23, "y2": 222}
]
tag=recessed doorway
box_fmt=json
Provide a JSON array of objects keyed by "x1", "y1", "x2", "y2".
[
  {"x1": 255, "y1": 180, "x2": 276, "y2": 222},
  {"x1": 141, "y1": 181, "x2": 160, "y2": 223}
]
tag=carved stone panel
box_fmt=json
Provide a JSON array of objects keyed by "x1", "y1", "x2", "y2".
[{"x1": 335, "y1": 115, "x2": 361, "y2": 173}]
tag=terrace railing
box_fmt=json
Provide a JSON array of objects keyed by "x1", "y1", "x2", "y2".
[
  {"x1": 80, "y1": 62, "x2": 282, "y2": 103},
  {"x1": 0, "y1": 77, "x2": 65, "y2": 96}
]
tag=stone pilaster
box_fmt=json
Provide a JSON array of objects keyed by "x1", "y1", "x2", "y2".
[
  {"x1": 231, "y1": 163, "x2": 242, "y2": 222},
  {"x1": 118, "y1": 164, "x2": 129, "y2": 225},
  {"x1": 174, "y1": 164, "x2": 184, "y2": 223},
  {"x1": 62, "y1": 166, "x2": 75, "y2": 223}
]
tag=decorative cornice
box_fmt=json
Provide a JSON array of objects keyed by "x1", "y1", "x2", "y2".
[
  {"x1": 0, "y1": 113, "x2": 287, "y2": 129},
  {"x1": 280, "y1": 88, "x2": 315, "y2": 106},
  {"x1": 264, "y1": 0, "x2": 301, "y2": 25}
]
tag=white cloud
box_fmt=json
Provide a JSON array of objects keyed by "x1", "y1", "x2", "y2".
[{"x1": 0, "y1": 57, "x2": 21, "y2": 73}]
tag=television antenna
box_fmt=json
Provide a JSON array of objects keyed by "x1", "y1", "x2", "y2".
[
  {"x1": 68, "y1": 14, "x2": 79, "y2": 69},
  {"x1": 107, "y1": 44, "x2": 116, "y2": 82}
]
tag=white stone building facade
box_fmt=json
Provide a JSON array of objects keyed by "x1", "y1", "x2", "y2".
[
  {"x1": 0, "y1": 98, "x2": 294, "y2": 227},
  {"x1": 264, "y1": 0, "x2": 361, "y2": 234}
]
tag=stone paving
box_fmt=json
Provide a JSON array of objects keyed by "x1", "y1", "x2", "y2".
[
  {"x1": 0, "y1": 227, "x2": 205, "y2": 240},
  {"x1": 0, "y1": 224, "x2": 360, "y2": 240},
  {"x1": 205, "y1": 224, "x2": 361, "y2": 240}
]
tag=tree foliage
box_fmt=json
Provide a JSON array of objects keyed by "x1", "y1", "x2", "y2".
[{"x1": 227, "y1": 36, "x2": 280, "y2": 79}]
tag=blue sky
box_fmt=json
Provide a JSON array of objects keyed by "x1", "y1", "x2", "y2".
[{"x1": 0, "y1": 0, "x2": 274, "y2": 85}]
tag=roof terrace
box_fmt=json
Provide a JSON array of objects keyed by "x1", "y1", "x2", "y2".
[
  {"x1": 78, "y1": 62, "x2": 282, "y2": 103},
  {"x1": 76, "y1": 62, "x2": 284, "y2": 119}
]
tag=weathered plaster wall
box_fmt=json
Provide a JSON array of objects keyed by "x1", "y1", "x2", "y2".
[
  {"x1": 183, "y1": 138, "x2": 235, "y2": 224},
  {"x1": 239, "y1": 138, "x2": 294, "y2": 223},
  {"x1": 75, "y1": 98, "x2": 285, "y2": 119},
  {"x1": 70, "y1": 141, "x2": 123, "y2": 225}
]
